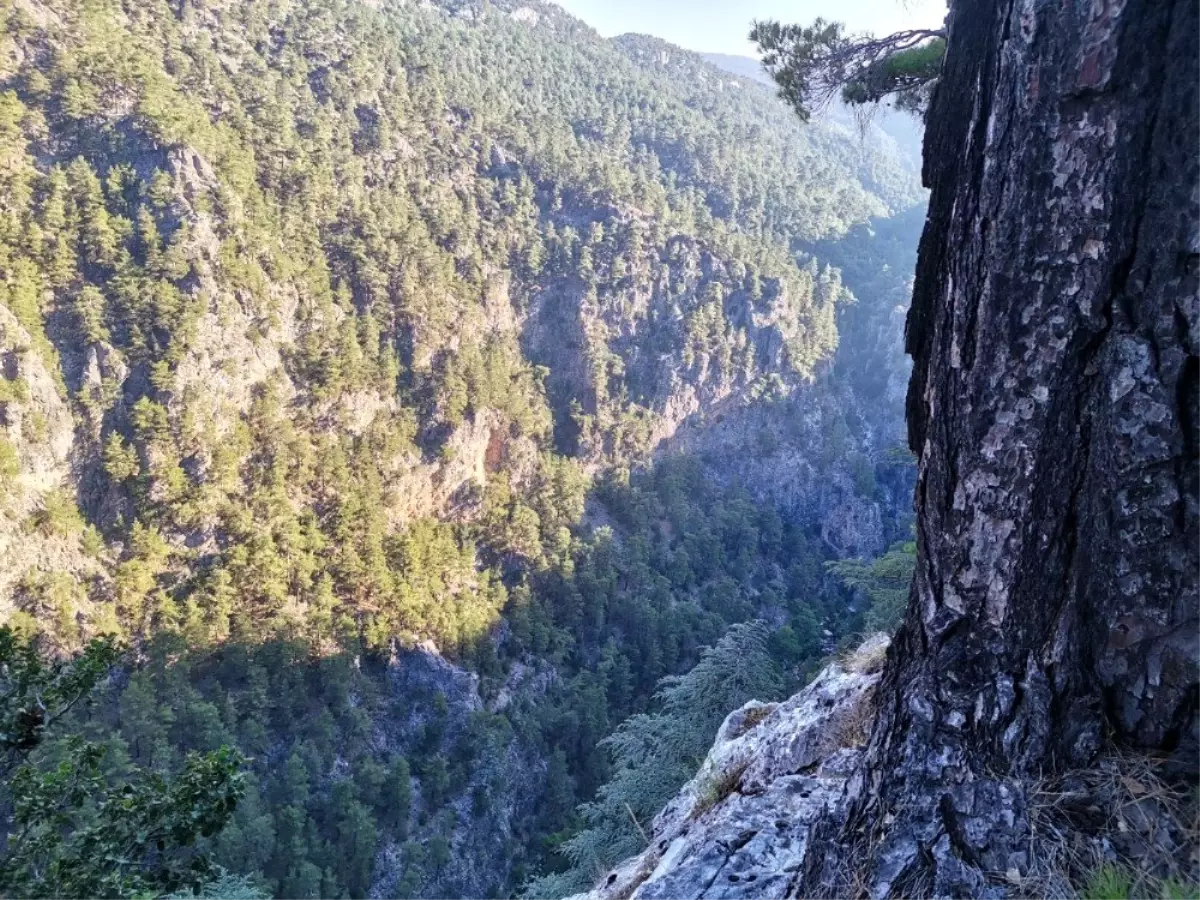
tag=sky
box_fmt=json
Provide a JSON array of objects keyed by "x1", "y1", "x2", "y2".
[{"x1": 549, "y1": 0, "x2": 946, "y2": 57}]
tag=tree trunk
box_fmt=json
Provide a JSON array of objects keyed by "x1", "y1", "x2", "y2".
[{"x1": 825, "y1": 0, "x2": 1199, "y2": 895}]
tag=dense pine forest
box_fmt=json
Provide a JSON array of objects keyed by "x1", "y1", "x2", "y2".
[{"x1": 0, "y1": 0, "x2": 924, "y2": 896}]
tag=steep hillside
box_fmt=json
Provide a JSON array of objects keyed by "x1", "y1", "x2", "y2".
[
  {"x1": 0, "y1": 0, "x2": 924, "y2": 896},
  {"x1": 0, "y1": 0, "x2": 921, "y2": 640},
  {"x1": 701, "y1": 52, "x2": 773, "y2": 86}
]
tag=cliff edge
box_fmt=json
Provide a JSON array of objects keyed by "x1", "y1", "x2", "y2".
[{"x1": 572, "y1": 636, "x2": 889, "y2": 900}]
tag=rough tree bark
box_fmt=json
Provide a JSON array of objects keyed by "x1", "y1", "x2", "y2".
[{"x1": 812, "y1": 0, "x2": 1199, "y2": 896}]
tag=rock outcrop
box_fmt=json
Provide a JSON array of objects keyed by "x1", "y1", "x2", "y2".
[
  {"x1": 573, "y1": 636, "x2": 889, "y2": 900},
  {"x1": 370, "y1": 645, "x2": 554, "y2": 900},
  {"x1": 0, "y1": 306, "x2": 103, "y2": 624}
]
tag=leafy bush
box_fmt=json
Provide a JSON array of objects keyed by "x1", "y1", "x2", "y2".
[{"x1": 0, "y1": 628, "x2": 246, "y2": 899}]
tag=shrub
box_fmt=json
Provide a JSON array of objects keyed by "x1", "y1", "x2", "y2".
[
  {"x1": 27, "y1": 488, "x2": 84, "y2": 537},
  {"x1": 0, "y1": 436, "x2": 19, "y2": 484}
]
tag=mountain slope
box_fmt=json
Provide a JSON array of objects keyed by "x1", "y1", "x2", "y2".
[
  {"x1": 700, "y1": 52, "x2": 774, "y2": 87},
  {"x1": 0, "y1": 0, "x2": 924, "y2": 896},
  {"x1": 0, "y1": 0, "x2": 921, "y2": 656}
]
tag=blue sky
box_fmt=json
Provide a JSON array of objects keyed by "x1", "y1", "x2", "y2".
[{"x1": 549, "y1": 0, "x2": 946, "y2": 57}]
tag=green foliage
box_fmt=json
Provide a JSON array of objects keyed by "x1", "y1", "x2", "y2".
[
  {"x1": 840, "y1": 39, "x2": 945, "y2": 113},
  {"x1": 878, "y1": 40, "x2": 945, "y2": 85},
  {"x1": 27, "y1": 487, "x2": 84, "y2": 537},
  {"x1": 0, "y1": 435, "x2": 18, "y2": 484},
  {"x1": 0, "y1": 375, "x2": 28, "y2": 404},
  {"x1": 525, "y1": 621, "x2": 781, "y2": 897},
  {"x1": 0, "y1": 626, "x2": 119, "y2": 765},
  {"x1": 3, "y1": 743, "x2": 245, "y2": 899},
  {"x1": 0, "y1": 628, "x2": 246, "y2": 898},
  {"x1": 750, "y1": 18, "x2": 848, "y2": 122},
  {"x1": 516, "y1": 455, "x2": 850, "y2": 697},
  {"x1": 752, "y1": 17, "x2": 944, "y2": 121},
  {"x1": 827, "y1": 540, "x2": 915, "y2": 633},
  {"x1": 1080, "y1": 865, "x2": 1199, "y2": 900},
  {"x1": 14, "y1": 572, "x2": 86, "y2": 648},
  {"x1": 164, "y1": 871, "x2": 270, "y2": 899},
  {"x1": 103, "y1": 431, "x2": 140, "y2": 482},
  {"x1": 1085, "y1": 866, "x2": 1136, "y2": 900},
  {"x1": 38, "y1": 639, "x2": 519, "y2": 899}
]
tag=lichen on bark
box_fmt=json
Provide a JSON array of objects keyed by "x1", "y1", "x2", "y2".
[{"x1": 808, "y1": 0, "x2": 1199, "y2": 895}]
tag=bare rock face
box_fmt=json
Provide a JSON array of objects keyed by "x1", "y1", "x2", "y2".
[
  {"x1": 370, "y1": 645, "x2": 552, "y2": 900},
  {"x1": 662, "y1": 391, "x2": 905, "y2": 560},
  {"x1": 573, "y1": 637, "x2": 888, "y2": 900},
  {"x1": 0, "y1": 307, "x2": 101, "y2": 618},
  {"x1": 163, "y1": 145, "x2": 299, "y2": 439},
  {"x1": 0, "y1": 307, "x2": 73, "y2": 486},
  {"x1": 521, "y1": 237, "x2": 841, "y2": 459}
]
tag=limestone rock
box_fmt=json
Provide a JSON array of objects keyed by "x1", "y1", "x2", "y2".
[{"x1": 574, "y1": 638, "x2": 888, "y2": 900}]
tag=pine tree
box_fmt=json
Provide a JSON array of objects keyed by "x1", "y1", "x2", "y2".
[{"x1": 525, "y1": 621, "x2": 781, "y2": 897}]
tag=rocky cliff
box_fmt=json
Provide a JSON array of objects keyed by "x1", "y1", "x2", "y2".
[{"x1": 571, "y1": 636, "x2": 889, "y2": 900}]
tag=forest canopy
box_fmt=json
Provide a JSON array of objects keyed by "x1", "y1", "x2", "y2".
[{"x1": 0, "y1": 0, "x2": 923, "y2": 895}]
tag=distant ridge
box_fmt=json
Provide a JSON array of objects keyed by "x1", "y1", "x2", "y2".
[
  {"x1": 700, "y1": 51, "x2": 774, "y2": 86},
  {"x1": 701, "y1": 50, "x2": 925, "y2": 166}
]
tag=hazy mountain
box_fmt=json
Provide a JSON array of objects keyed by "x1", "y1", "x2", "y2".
[{"x1": 702, "y1": 50, "x2": 925, "y2": 169}]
